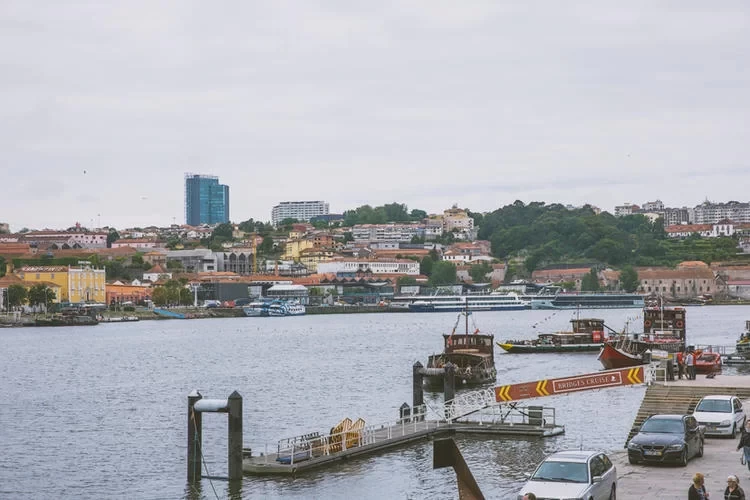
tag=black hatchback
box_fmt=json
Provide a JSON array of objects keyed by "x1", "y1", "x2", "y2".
[{"x1": 627, "y1": 414, "x2": 704, "y2": 466}]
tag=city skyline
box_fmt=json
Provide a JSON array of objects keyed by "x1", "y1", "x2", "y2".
[{"x1": 1, "y1": 3, "x2": 749, "y2": 231}]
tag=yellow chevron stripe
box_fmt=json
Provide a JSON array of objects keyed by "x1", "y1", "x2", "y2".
[
  {"x1": 497, "y1": 385, "x2": 511, "y2": 401},
  {"x1": 540, "y1": 379, "x2": 549, "y2": 396}
]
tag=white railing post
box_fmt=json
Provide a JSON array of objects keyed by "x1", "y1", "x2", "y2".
[{"x1": 290, "y1": 442, "x2": 295, "y2": 465}]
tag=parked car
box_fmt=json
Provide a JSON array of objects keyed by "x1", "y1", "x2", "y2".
[
  {"x1": 517, "y1": 450, "x2": 617, "y2": 500},
  {"x1": 692, "y1": 395, "x2": 746, "y2": 438},
  {"x1": 627, "y1": 414, "x2": 704, "y2": 466}
]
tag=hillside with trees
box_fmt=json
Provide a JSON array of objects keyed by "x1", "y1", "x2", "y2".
[{"x1": 477, "y1": 200, "x2": 743, "y2": 273}]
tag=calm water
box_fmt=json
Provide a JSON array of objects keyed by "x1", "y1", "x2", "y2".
[{"x1": 2, "y1": 306, "x2": 750, "y2": 499}]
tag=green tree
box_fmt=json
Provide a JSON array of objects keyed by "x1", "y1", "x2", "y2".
[
  {"x1": 469, "y1": 262, "x2": 492, "y2": 283},
  {"x1": 106, "y1": 229, "x2": 120, "y2": 248},
  {"x1": 7, "y1": 284, "x2": 27, "y2": 308},
  {"x1": 27, "y1": 284, "x2": 56, "y2": 308},
  {"x1": 259, "y1": 236, "x2": 275, "y2": 254},
  {"x1": 179, "y1": 288, "x2": 193, "y2": 306},
  {"x1": 429, "y1": 261, "x2": 457, "y2": 286},
  {"x1": 420, "y1": 255, "x2": 434, "y2": 276},
  {"x1": 131, "y1": 254, "x2": 144, "y2": 266},
  {"x1": 619, "y1": 265, "x2": 640, "y2": 292},
  {"x1": 410, "y1": 209, "x2": 427, "y2": 221},
  {"x1": 212, "y1": 223, "x2": 234, "y2": 240},
  {"x1": 166, "y1": 260, "x2": 183, "y2": 271},
  {"x1": 580, "y1": 268, "x2": 601, "y2": 292},
  {"x1": 397, "y1": 276, "x2": 418, "y2": 286},
  {"x1": 151, "y1": 287, "x2": 168, "y2": 306}
]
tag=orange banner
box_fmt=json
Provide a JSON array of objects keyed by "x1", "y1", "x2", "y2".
[{"x1": 495, "y1": 367, "x2": 644, "y2": 402}]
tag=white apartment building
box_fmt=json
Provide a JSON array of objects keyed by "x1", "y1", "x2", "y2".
[
  {"x1": 317, "y1": 258, "x2": 420, "y2": 275},
  {"x1": 271, "y1": 201, "x2": 329, "y2": 226},
  {"x1": 693, "y1": 201, "x2": 750, "y2": 224},
  {"x1": 641, "y1": 200, "x2": 664, "y2": 212},
  {"x1": 351, "y1": 224, "x2": 421, "y2": 243}
]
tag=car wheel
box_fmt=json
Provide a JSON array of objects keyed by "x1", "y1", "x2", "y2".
[
  {"x1": 679, "y1": 449, "x2": 688, "y2": 466},
  {"x1": 609, "y1": 484, "x2": 616, "y2": 500},
  {"x1": 628, "y1": 456, "x2": 638, "y2": 465},
  {"x1": 697, "y1": 440, "x2": 704, "y2": 457}
]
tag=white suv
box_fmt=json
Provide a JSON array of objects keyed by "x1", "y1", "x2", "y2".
[{"x1": 692, "y1": 395, "x2": 746, "y2": 437}]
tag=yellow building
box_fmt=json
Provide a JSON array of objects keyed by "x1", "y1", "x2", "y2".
[
  {"x1": 17, "y1": 264, "x2": 107, "y2": 303},
  {"x1": 283, "y1": 238, "x2": 316, "y2": 260}
]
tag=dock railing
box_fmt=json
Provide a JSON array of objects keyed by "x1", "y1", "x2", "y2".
[
  {"x1": 248, "y1": 403, "x2": 564, "y2": 466},
  {"x1": 264, "y1": 405, "x2": 433, "y2": 466}
]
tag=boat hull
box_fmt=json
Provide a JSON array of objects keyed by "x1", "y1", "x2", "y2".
[
  {"x1": 409, "y1": 304, "x2": 528, "y2": 312},
  {"x1": 597, "y1": 343, "x2": 645, "y2": 369},
  {"x1": 421, "y1": 369, "x2": 497, "y2": 389},
  {"x1": 498, "y1": 342, "x2": 602, "y2": 354}
]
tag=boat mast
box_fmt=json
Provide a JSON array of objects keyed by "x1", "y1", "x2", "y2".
[{"x1": 464, "y1": 296, "x2": 469, "y2": 334}]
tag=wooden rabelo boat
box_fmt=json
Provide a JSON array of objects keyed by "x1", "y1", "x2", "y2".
[
  {"x1": 420, "y1": 301, "x2": 496, "y2": 390},
  {"x1": 597, "y1": 295, "x2": 685, "y2": 370},
  {"x1": 497, "y1": 318, "x2": 614, "y2": 354}
]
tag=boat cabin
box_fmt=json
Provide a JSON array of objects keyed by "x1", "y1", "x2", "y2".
[
  {"x1": 570, "y1": 318, "x2": 606, "y2": 334},
  {"x1": 442, "y1": 333, "x2": 494, "y2": 355}
]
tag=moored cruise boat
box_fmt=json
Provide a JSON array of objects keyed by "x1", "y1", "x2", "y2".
[
  {"x1": 243, "y1": 299, "x2": 306, "y2": 317},
  {"x1": 528, "y1": 291, "x2": 645, "y2": 310},
  {"x1": 394, "y1": 293, "x2": 529, "y2": 313}
]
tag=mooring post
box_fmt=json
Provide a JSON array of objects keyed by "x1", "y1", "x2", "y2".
[
  {"x1": 413, "y1": 361, "x2": 424, "y2": 421},
  {"x1": 227, "y1": 390, "x2": 243, "y2": 481},
  {"x1": 444, "y1": 362, "x2": 456, "y2": 411},
  {"x1": 187, "y1": 390, "x2": 203, "y2": 482}
]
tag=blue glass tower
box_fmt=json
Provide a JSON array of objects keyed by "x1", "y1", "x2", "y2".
[{"x1": 185, "y1": 174, "x2": 230, "y2": 225}]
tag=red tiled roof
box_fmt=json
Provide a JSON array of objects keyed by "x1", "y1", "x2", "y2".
[{"x1": 0, "y1": 273, "x2": 25, "y2": 286}]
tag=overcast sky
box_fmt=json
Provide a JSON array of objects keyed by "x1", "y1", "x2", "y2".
[{"x1": 1, "y1": 1, "x2": 748, "y2": 231}]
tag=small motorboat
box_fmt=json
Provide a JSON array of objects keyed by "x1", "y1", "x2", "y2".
[{"x1": 694, "y1": 351, "x2": 722, "y2": 374}]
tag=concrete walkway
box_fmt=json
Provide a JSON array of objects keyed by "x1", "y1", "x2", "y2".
[{"x1": 614, "y1": 402, "x2": 750, "y2": 499}]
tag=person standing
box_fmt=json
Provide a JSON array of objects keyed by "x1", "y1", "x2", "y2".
[
  {"x1": 724, "y1": 475, "x2": 745, "y2": 499},
  {"x1": 689, "y1": 472, "x2": 709, "y2": 499},
  {"x1": 675, "y1": 351, "x2": 685, "y2": 380},
  {"x1": 686, "y1": 350, "x2": 696, "y2": 380},
  {"x1": 737, "y1": 420, "x2": 750, "y2": 473}
]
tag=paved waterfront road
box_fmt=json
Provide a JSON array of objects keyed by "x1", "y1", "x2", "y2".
[{"x1": 614, "y1": 411, "x2": 749, "y2": 499}]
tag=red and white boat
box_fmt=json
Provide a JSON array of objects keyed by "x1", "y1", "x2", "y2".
[
  {"x1": 598, "y1": 296, "x2": 686, "y2": 370},
  {"x1": 694, "y1": 351, "x2": 722, "y2": 374}
]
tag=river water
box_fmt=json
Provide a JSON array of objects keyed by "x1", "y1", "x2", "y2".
[{"x1": 2, "y1": 306, "x2": 750, "y2": 499}]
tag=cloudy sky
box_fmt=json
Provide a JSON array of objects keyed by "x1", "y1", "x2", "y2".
[{"x1": 1, "y1": 1, "x2": 748, "y2": 231}]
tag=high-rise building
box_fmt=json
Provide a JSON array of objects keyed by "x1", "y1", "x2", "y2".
[
  {"x1": 184, "y1": 174, "x2": 230, "y2": 226},
  {"x1": 271, "y1": 201, "x2": 329, "y2": 226}
]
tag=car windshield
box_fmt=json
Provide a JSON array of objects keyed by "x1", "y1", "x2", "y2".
[
  {"x1": 695, "y1": 399, "x2": 732, "y2": 413},
  {"x1": 640, "y1": 418, "x2": 684, "y2": 433},
  {"x1": 531, "y1": 461, "x2": 588, "y2": 483}
]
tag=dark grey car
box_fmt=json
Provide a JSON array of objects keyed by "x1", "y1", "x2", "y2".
[{"x1": 627, "y1": 414, "x2": 704, "y2": 466}]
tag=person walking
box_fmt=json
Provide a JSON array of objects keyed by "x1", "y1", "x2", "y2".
[
  {"x1": 686, "y1": 350, "x2": 696, "y2": 380},
  {"x1": 724, "y1": 475, "x2": 745, "y2": 499},
  {"x1": 737, "y1": 420, "x2": 750, "y2": 473},
  {"x1": 689, "y1": 472, "x2": 709, "y2": 499}
]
